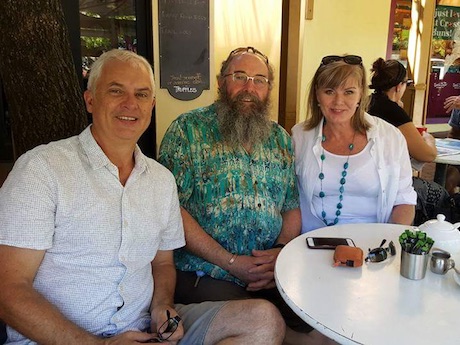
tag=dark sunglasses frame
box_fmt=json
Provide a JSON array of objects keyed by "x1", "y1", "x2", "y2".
[
  {"x1": 321, "y1": 55, "x2": 363, "y2": 66},
  {"x1": 150, "y1": 310, "x2": 182, "y2": 343},
  {"x1": 365, "y1": 239, "x2": 396, "y2": 263},
  {"x1": 228, "y1": 46, "x2": 269, "y2": 64},
  {"x1": 404, "y1": 79, "x2": 414, "y2": 86}
]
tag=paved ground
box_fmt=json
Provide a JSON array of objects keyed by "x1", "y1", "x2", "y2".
[{"x1": 420, "y1": 161, "x2": 435, "y2": 181}]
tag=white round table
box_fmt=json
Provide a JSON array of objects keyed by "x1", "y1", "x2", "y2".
[{"x1": 275, "y1": 223, "x2": 460, "y2": 345}]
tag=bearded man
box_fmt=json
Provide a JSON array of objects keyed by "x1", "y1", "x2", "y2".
[{"x1": 159, "y1": 47, "x2": 315, "y2": 340}]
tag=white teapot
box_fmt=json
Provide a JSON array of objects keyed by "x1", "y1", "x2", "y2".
[{"x1": 418, "y1": 214, "x2": 460, "y2": 251}]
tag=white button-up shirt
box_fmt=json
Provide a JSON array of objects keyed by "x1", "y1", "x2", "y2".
[
  {"x1": 292, "y1": 113, "x2": 417, "y2": 233},
  {"x1": 0, "y1": 126, "x2": 185, "y2": 343}
]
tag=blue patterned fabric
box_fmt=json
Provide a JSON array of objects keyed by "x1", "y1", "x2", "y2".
[{"x1": 159, "y1": 104, "x2": 298, "y2": 286}]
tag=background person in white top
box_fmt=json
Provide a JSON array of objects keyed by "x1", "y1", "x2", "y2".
[
  {"x1": 0, "y1": 49, "x2": 285, "y2": 345},
  {"x1": 292, "y1": 55, "x2": 416, "y2": 233}
]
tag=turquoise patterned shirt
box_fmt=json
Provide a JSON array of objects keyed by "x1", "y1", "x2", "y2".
[{"x1": 159, "y1": 103, "x2": 299, "y2": 286}]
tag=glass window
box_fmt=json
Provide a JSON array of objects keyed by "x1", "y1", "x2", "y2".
[
  {"x1": 79, "y1": 0, "x2": 137, "y2": 80},
  {"x1": 390, "y1": 0, "x2": 412, "y2": 64}
]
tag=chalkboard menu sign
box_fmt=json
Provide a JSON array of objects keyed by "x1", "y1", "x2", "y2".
[{"x1": 158, "y1": 0, "x2": 210, "y2": 100}]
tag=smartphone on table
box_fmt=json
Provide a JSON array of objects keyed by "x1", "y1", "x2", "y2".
[{"x1": 306, "y1": 237, "x2": 355, "y2": 249}]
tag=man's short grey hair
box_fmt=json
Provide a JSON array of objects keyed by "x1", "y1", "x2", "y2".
[{"x1": 87, "y1": 49, "x2": 155, "y2": 95}]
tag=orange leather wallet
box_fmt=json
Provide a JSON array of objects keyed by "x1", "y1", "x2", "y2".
[{"x1": 333, "y1": 245, "x2": 364, "y2": 267}]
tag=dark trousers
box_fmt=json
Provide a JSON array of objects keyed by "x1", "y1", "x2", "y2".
[
  {"x1": 0, "y1": 319, "x2": 6, "y2": 344},
  {"x1": 175, "y1": 270, "x2": 313, "y2": 333}
]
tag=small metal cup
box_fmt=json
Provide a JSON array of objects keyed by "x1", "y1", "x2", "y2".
[
  {"x1": 400, "y1": 250, "x2": 429, "y2": 280},
  {"x1": 430, "y1": 249, "x2": 455, "y2": 275}
]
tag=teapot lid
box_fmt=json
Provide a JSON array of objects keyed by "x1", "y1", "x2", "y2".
[
  {"x1": 421, "y1": 214, "x2": 456, "y2": 232},
  {"x1": 419, "y1": 214, "x2": 460, "y2": 245}
]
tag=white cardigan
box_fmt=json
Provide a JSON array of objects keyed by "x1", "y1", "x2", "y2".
[{"x1": 292, "y1": 113, "x2": 417, "y2": 233}]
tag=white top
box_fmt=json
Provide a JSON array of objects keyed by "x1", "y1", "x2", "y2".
[
  {"x1": 292, "y1": 113, "x2": 417, "y2": 233},
  {"x1": 0, "y1": 126, "x2": 185, "y2": 343},
  {"x1": 312, "y1": 142, "x2": 379, "y2": 225},
  {"x1": 275, "y1": 223, "x2": 460, "y2": 345}
]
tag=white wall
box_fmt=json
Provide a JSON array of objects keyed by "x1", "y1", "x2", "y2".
[
  {"x1": 297, "y1": 0, "x2": 392, "y2": 123},
  {"x1": 213, "y1": 0, "x2": 282, "y2": 120}
]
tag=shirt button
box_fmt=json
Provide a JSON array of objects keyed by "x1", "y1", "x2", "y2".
[
  {"x1": 254, "y1": 181, "x2": 258, "y2": 185},
  {"x1": 123, "y1": 220, "x2": 128, "y2": 226},
  {"x1": 258, "y1": 203, "x2": 262, "y2": 207}
]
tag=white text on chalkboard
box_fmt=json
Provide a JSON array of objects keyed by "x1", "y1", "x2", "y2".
[{"x1": 174, "y1": 86, "x2": 198, "y2": 93}]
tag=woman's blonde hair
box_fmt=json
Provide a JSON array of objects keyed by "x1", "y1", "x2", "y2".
[{"x1": 304, "y1": 60, "x2": 370, "y2": 133}]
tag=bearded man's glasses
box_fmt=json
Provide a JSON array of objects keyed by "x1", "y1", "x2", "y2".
[{"x1": 223, "y1": 72, "x2": 269, "y2": 89}]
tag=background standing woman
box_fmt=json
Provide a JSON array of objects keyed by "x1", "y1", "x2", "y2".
[{"x1": 292, "y1": 55, "x2": 416, "y2": 233}]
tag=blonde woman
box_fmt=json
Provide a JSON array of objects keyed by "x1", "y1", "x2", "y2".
[{"x1": 292, "y1": 55, "x2": 416, "y2": 233}]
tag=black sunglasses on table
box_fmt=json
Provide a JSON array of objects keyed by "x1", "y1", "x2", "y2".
[
  {"x1": 365, "y1": 239, "x2": 396, "y2": 263},
  {"x1": 321, "y1": 55, "x2": 363, "y2": 66}
]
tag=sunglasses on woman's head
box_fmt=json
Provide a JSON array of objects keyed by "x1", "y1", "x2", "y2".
[{"x1": 321, "y1": 55, "x2": 363, "y2": 66}]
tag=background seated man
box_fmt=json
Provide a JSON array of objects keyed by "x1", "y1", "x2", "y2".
[
  {"x1": 443, "y1": 97, "x2": 460, "y2": 199},
  {"x1": 445, "y1": 102, "x2": 460, "y2": 140},
  {"x1": 0, "y1": 49, "x2": 285, "y2": 345}
]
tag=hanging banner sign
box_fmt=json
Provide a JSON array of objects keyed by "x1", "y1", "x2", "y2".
[
  {"x1": 158, "y1": 0, "x2": 210, "y2": 101},
  {"x1": 432, "y1": 5, "x2": 460, "y2": 59},
  {"x1": 427, "y1": 5, "x2": 460, "y2": 123},
  {"x1": 433, "y1": 5, "x2": 460, "y2": 40}
]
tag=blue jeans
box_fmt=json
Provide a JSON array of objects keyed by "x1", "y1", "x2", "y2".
[{"x1": 449, "y1": 109, "x2": 460, "y2": 128}]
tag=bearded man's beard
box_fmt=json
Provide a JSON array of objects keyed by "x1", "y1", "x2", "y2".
[{"x1": 216, "y1": 87, "x2": 272, "y2": 149}]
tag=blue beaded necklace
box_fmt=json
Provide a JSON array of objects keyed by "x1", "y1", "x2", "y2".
[{"x1": 318, "y1": 129, "x2": 356, "y2": 226}]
